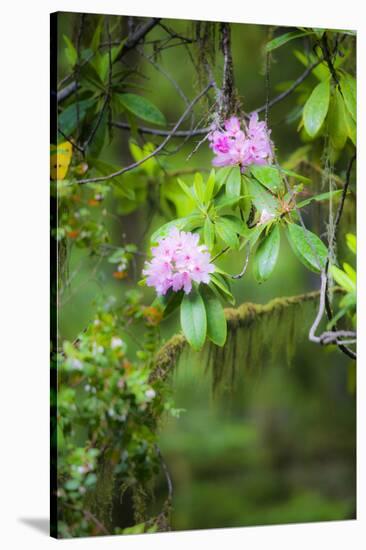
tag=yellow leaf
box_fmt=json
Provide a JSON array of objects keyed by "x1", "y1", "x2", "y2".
[{"x1": 50, "y1": 141, "x2": 72, "y2": 180}]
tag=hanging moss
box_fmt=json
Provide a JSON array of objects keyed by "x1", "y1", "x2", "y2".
[
  {"x1": 85, "y1": 452, "x2": 116, "y2": 532},
  {"x1": 152, "y1": 291, "x2": 326, "y2": 392}
]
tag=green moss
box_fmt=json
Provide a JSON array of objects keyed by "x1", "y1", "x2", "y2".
[
  {"x1": 86, "y1": 454, "x2": 115, "y2": 531},
  {"x1": 152, "y1": 291, "x2": 324, "y2": 391}
]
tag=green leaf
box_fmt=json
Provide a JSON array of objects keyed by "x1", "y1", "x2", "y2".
[
  {"x1": 193, "y1": 172, "x2": 205, "y2": 203},
  {"x1": 63, "y1": 35, "x2": 77, "y2": 66},
  {"x1": 79, "y1": 62, "x2": 105, "y2": 91},
  {"x1": 214, "y1": 194, "x2": 245, "y2": 211},
  {"x1": 246, "y1": 224, "x2": 266, "y2": 250},
  {"x1": 281, "y1": 168, "x2": 312, "y2": 184},
  {"x1": 201, "y1": 286, "x2": 227, "y2": 346},
  {"x1": 246, "y1": 178, "x2": 279, "y2": 215},
  {"x1": 219, "y1": 215, "x2": 248, "y2": 237},
  {"x1": 150, "y1": 215, "x2": 203, "y2": 242},
  {"x1": 226, "y1": 166, "x2": 242, "y2": 197},
  {"x1": 204, "y1": 169, "x2": 216, "y2": 203},
  {"x1": 87, "y1": 107, "x2": 108, "y2": 157},
  {"x1": 177, "y1": 178, "x2": 197, "y2": 203},
  {"x1": 297, "y1": 189, "x2": 343, "y2": 208},
  {"x1": 343, "y1": 262, "x2": 356, "y2": 283},
  {"x1": 303, "y1": 80, "x2": 330, "y2": 137},
  {"x1": 249, "y1": 165, "x2": 284, "y2": 194},
  {"x1": 110, "y1": 40, "x2": 127, "y2": 63},
  {"x1": 344, "y1": 109, "x2": 356, "y2": 145},
  {"x1": 331, "y1": 265, "x2": 355, "y2": 293},
  {"x1": 129, "y1": 140, "x2": 157, "y2": 177},
  {"x1": 210, "y1": 273, "x2": 235, "y2": 305},
  {"x1": 215, "y1": 166, "x2": 235, "y2": 192},
  {"x1": 346, "y1": 233, "x2": 356, "y2": 254},
  {"x1": 328, "y1": 88, "x2": 348, "y2": 150},
  {"x1": 340, "y1": 73, "x2": 356, "y2": 121},
  {"x1": 161, "y1": 290, "x2": 184, "y2": 319},
  {"x1": 90, "y1": 18, "x2": 103, "y2": 52},
  {"x1": 180, "y1": 287, "x2": 207, "y2": 351},
  {"x1": 216, "y1": 219, "x2": 239, "y2": 249},
  {"x1": 58, "y1": 98, "x2": 96, "y2": 136},
  {"x1": 204, "y1": 217, "x2": 215, "y2": 250},
  {"x1": 294, "y1": 50, "x2": 330, "y2": 82},
  {"x1": 65, "y1": 479, "x2": 80, "y2": 491},
  {"x1": 253, "y1": 224, "x2": 280, "y2": 282},
  {"x1": 87, "y1": 158, "x2": 135, "y2": 199},
  {"x1": 118, "y1": 93, "x2": 166, "y2": 126},
  {"x1": 287, "y1": 223, "x2": 327, "y2": 272},
  {"x1": 266, "y1": 30, "x2": 314, "y2": 52}
]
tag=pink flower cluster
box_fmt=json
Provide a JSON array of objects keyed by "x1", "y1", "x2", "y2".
[
  {"x1": 143, "y1": 228, "x2": 215, "y2": 295},
  {"x1": 208, "y1": 112, "x2": 273, "y2": 170}
]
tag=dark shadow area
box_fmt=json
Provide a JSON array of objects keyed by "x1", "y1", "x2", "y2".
[{"x1": 18, "y1": 518, "x2": 49, "y2": 536}]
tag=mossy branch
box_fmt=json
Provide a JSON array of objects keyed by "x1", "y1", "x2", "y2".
[{"x1": 151, "y1": 289, "x2": 344, "y2": 390}]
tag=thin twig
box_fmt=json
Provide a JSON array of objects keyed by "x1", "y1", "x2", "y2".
[
  {"x1": 232, "y1": 245, "x2": 250, "y2": 279},
  {"x1": 256, "y1": 60, "x2": 321, "y2": 115},
  {"x1": 75, "y1": 81, "x2": 214, "y2": 185},
  {"x1": 154, "y1": 444, "x2": 173, "y2": 501},
  {"x1": 111, "y1": 62, "x2": 322, "y2": 139},
  {"x1": 83, "y1": 18, "x2": 113, "y2": 152},
  {"x1": 57, "y1": 18, "x2": 162, "y2": 103}
]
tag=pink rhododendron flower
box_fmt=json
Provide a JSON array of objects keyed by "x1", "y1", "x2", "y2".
[
  {"x1": 143, "y1": 228, "x2": 215, "y2": 295},
  {"x1": 208, "y1": 113, "x2": 273, "y2": 170}
]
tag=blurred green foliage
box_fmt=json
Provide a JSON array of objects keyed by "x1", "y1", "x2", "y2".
[{"x1": 53, "y1": 12, "x2": 356, "y2": 538}]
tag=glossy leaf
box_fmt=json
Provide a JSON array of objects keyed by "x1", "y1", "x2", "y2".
[
  {"x1": 210, "y1": 274, "x2": 235, "y2": 305},
  {"x1": 297, "y1": 189, "x2": 343, "y2": 208},
  {"x1": 118, "y1": 93, "x2": 166, "y2": 126},
  {"x1": 204, "y1": 169, "x2": 216, "y2": 203},
  {"x1": 253, "y1": 224, "x2": 280, "y2": 282},
  {"x1": 287, "y1": 223, "x2": 327, "y2": 272},
  {"x1": 246, "y1": 178, "x2": 278, "y2": 215},
  {"x1": 193, "y1": 172, "x2": 205, "y2": 203},
  {"x1": 345, "y1": 109, "x2": 356, "y2": 145},
  {"x1": 331, "y1": 265, "x2": 356, "y2": 293},
  {"x1": 219, "y1": 215, "x2": 248, "y2": 237},
  {"x1": 58, "y1": 98, "x2": 96, "y2": 136},
  {"x1": 216, "y1": 219, "x2": 239, "y2": 249},
  {"x1": 303, "y1": 80, "x2": 330, "y2": 137},
  {"x1": 328, "y1": 89, "x2": 348, "y2": 150},
  {"x1": 214, "y1": 194, "x2": 245, "y2": 211},
  {"x1": 343, "y1": 262, "x2": 356, "y2": 284},
  {"x1": 340, "y1": 73, "x2": 356, "y2": 121},
  {"x1": 180, "y1": 287, "x2": 207, "y2": 351},
  {"x1": 63, "y1": 35, "x2": 77, "y2": 66},
  {"x1": 226, "y1": 166, "x2": 242, "y2": 197},
  {"x1": 204, "y1": 217, "x2": 215, "y2": 250},
  {"x1": 266, "y1": 30, "x2": 314, "y2": 52},
  {"x1": 281, "y1": 168, "x2": 312, "y2": 184},
  {"x1": 346, "y1": 233, "x2": 356, "y2": 254},
  {"x1": 150, "y1": 215, "x2": 203, "y2": 242},
  {"x1": 249, "y1": 165, "x2": 284, "y2": 194},
  {"x1": 201, "y1": 286, "x2": 227, "y2": 346}
]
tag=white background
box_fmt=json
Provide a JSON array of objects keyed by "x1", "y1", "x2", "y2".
[{"x1": 0, "y1": 0, "x2": 365, "y2": 548}]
